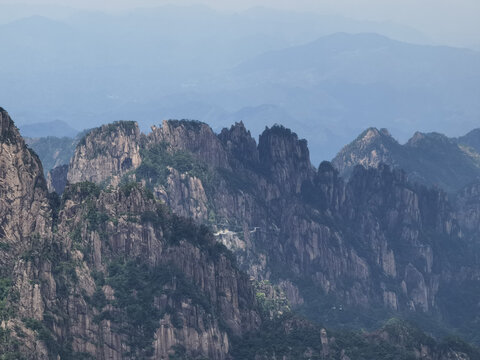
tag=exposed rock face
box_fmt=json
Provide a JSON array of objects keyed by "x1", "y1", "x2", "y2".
[
  {"x1": 47, "y1": 164, "x2": 68, "y2": 193},
  {"x1": 0, "y1": 110, "x2": 262, "y2": 359},
  {"x1": 149, "y1": 120, "x2": 229, "y2": 169},
  {"x1": 3, "y1": 110, "x2": 480, "y2": 358},
  {"x1": 332, "y1": 127, "x2": 480, "y2": 192},
  {"x1": 0, "y1": 108, "x2": 54, "y2": 358},
  {"x1": 45, "y1": 183, "x2": 260, "y2": 359},
  {"x1": 0, "y1": 108, "x2": 51, "y2": 270},
  {"x1": 258, "y1": 125, "x2": 314, "y2": 195},
  {"x1": 64, "y1": 119, "x2": 480, "y2": 343},
  {"x1": 67, "y1": 121, "x2": 142, "y2": 186}
]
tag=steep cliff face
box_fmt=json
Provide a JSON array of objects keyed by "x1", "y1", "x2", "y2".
[
  {"x1": 0, "y1": 109, "x2": 51, "y2": 267},
  {"x1": 149, "y1": 120, "x2": 230, "y2": 169},
  {"x1": 258, "y1": 125, "x2": 314, "y2": 195},
  {"x1": 0, "y1": 108, "x2": 54, "y2": 358},
  {"x1": 40, "y1": 182, "x2": 261, "y2": 359},
  {"x1": 2, "y1": 109, "x2": 480, "y2": 358},
  {"x1": 67, "y1": 121, "x2": 142, "y2": 186},
  {"x1": 65, "y1": 119, "x2": 480, "y2": 343},
  {"x1": 0, "y1": 110, "x2": 262, "y2": 359}
]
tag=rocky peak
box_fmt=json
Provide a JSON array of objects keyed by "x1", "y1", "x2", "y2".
[
  {"x1": 0, "y1": 108, "x2": 51, "y2": 265},
  {"x1": 332, "y1": 127, "x2": 400, "y2": 176},
  {"x1": 258, "y1": 125, "x2": 313, "y2": 194},
  {"x1": 218, "y1": 121, "x2": 259, "y2": 168},
  {"x1": 149, "y1": 120, "x2": 229, "y2": 169},
  {"x1": 333, "y1": 127, "x2": 480, "y2": 192},
  {"x1": 359, "y1": 127, "x2": 393, "y2": 146},
  {"x1": 67, "y1": 121, "x2": 142, "y2": 186},
  {"x1": 0, "y1": 108, "x2": 54, "y2": 358},
  {"x1": 0, "y1": 107, "x2": 19, "y2": 143}
]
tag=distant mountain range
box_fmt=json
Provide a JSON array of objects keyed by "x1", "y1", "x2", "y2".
[
  {"x1": 19, "y1": 119, "x2": 78, "y2": 138},
  {"x1": 332, "y1": 127, "x2": 480, "y2": 192},
  {"x1": 1, "y1": 7, "x2": 480, "y2": 161}
]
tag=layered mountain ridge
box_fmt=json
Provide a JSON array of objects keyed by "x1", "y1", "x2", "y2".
[
  {"x1": 59, "y1": 116, "x2": 480, "y2": 341},
  {"x1": 333, "y1": 127, "x2": 480, "y2": 192},
  {"x1": 2, "y1": 106, "x2": 480, "y2": 359}
]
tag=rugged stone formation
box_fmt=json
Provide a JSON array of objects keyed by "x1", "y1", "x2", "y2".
[
  {"x1": 67, "y1": 121, "x2": 142, "y2": 186},
  {"x1": 149, "y1": 120, "x2": 230, "y2": 169},
  {"x1": 65, "y1": 119, "x2": 480, "y2": 344},
  {"x1": 0, "y1": 108, "x2": 52, "y2": 270},
  {"x1": 2, "y1": 109, "x2": 480, "y2": 359},
  {"x1": 331, "y1": 127, "x2": 399, "y2": 176},
  {"x1": 0, "y1": 110, "x2": 262, "y2": 359}
]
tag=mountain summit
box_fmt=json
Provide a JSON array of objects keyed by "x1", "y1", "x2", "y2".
[{"x1": 333, "y1": 127, "x2": 480, "y2": 192}]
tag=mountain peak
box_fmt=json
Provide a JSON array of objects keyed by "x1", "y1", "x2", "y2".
[
  {"x1": 259, "y1": 124, "x2": 313, "y2": 194},
  {"x1": 357, "y1": 127, "x2": 393, "y2": 146},
  {"x1": 0, "y1": 107, "x2": 19, "y2": 144},
  {"x1": 68, "y1": 121, "x2": 142, "y2": 185},
  {"x1": 406, "y1": 131, "x2": 452, "y2": 148},
  {"x1": 332, "y1": 127, "x2": 399, "y2": 177},
  {"x1": 151, "y1": 119, "x2": 229, "y2": 169}
]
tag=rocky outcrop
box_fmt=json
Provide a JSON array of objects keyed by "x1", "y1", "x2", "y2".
[
  {"x1": 67, "y1": 121, "x2": 142, "y2": 185},
  {"x1": 149, "y1": 120, "x2": 229, "y2": 169},
  {"x1": 63, "y1": 120, "x2": 480, "y2": 338},
  {"x1": 2, "y1": 109, "x2": 480, "y2": 358},
  {"x1": 0, "y1": 108, "x2": 55, "y2": 358},
  {"x1": 332, "y1": 127, "x2": 401, "y2": 177},
  {"x1": 44, "y1": 183, "x2": 261, "y2": 359},
  {"x1": 1, "y1": 110, "x2": 263, "y2": 359},
  {"x1": 258, "y1": 125, "x2": 314, "y2": 195},
  {"x1": 0, "y1": 108, "x2": 51, "y2": 270}
]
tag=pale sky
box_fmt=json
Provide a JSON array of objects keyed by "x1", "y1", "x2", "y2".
[{"x1": 1, "y1": 0, "x2": 479, "y2": 48}]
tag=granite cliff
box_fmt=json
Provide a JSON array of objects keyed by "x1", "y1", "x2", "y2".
[
  {"x1": 0, "y1": 109, "x2": 261, "y2": 359},
  {"x1": 1, "y1": 107, "x2": 479, "y2": 359},
  {"x1": 64, "y1": 118, "x2": 480, "y2": 344}
]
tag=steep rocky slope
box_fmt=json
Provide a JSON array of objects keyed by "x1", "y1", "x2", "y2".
[
  {"x1": 67, "y1": 122, "x2": 142, "y2": 186},
  {"x1": 0, "y1": 108, "x2": 52, "y2": 271},
  {"x1": 1, "y1": 107, "x2": 479, "y2": 358},
  {"x1": 65, "y1": 119, "x2": 480, "y2": 345},
  {"x1": 0, "y1": 108, "x2": 261, "y2": 359}
]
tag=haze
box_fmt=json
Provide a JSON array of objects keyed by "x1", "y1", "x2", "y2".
[
  {"x1": 1, "y1": 0, "x2": 479, "y2": 48},
  {"x1": 1, "y1": 0, "x2": 479, "y2": 162}
]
